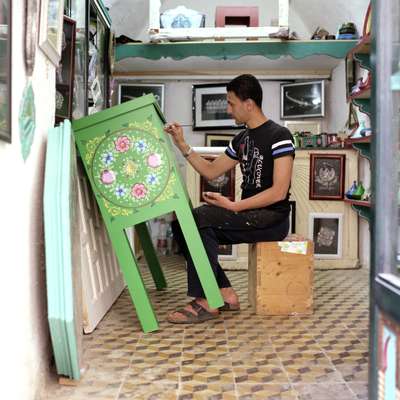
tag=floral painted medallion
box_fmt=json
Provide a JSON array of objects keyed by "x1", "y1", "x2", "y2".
[{"x1": 92, "y1": 128, "x2": 170, "y2": 208}]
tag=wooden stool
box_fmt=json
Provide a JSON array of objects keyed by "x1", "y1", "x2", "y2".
[{"x1": 248, "y1": 240, "x2": 314, "y2": 315}]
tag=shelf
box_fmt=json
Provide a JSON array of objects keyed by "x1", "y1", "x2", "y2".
[
  {"x1": 344, "y1": 198, "x2": 372, "y2": 221},
  {"x1": 345, "y1": 136, "x2": 371, "y2": 144},
  {"x1": 115, "y1": 40, "x2": 358, "y2": 76}
]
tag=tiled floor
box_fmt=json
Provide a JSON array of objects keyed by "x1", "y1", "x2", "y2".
[{"x1": 43, "y1": 256, "x2": 369, "y2": 399}]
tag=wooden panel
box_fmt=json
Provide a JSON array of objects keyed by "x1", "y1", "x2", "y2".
[
  {"x1": 248, "y1": 241, "x2": 314, "y2": 315},
  {"x1": 292, "y1": 149, "x2": 359, "y2": 269}
]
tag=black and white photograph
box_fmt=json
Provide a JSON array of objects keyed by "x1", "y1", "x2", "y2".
[
  {"x1": 118, "y1": 83, "x2": 164, "y2": 111},
  {"x1": 193, "y1": 83, "x2": 243, "y2": 130},
  {"x1": 309, "y1": 213, "x2": 342, "y2": 258},
  {"x1": 281, "y1": 80, "x2": 325, "y2": 119},
  {"x1": 309, "y1": 154, "x2": 345, "y2": 200}
]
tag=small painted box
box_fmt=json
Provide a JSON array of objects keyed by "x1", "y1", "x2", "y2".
[{"x1": 248, "y1": 241, "x2": 314, "y2": 315}]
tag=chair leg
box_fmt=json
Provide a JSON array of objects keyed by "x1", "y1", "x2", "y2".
[
  {"x1": 175, "y1": 208, "x2": 224, "y2": 309},
  {"x1": 135, "y1": 222, "x2": 167, "y2": 290},
  {"x1": 109, "y1": 229, "x2": 159, "y2": 333}
]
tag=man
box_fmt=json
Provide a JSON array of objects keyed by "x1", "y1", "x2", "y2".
[{"x1": 164, "y1": 74, "x2": 295, "y2": 324}]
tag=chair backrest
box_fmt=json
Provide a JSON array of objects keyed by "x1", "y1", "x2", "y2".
[{"x1": 73, "y1": 94, "x2": 190, "y2": 229}]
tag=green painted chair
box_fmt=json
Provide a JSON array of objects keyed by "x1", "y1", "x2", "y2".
[{"x1": 73, "y1": 95, "x2": 223, "y2": 332}]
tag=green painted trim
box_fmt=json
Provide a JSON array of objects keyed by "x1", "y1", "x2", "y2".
[
  {"x1": 116, "y1": 40, "x2": 358, "y2": 62},
  {"x1": 353, "y1": 53, "x2": 371, "y2": 71},
  {"x1": 353, "y1": 98, "x2": 371, "y2": 116},
  {"x1": 352, "y1": 142, "x2": 371, "y2": 160},
  {"x1": 351, "y1": 203, "x2": 371, "y2": 221},
  {"x1": 92, "y1": 0, "x2": 111, "y2": 27}
]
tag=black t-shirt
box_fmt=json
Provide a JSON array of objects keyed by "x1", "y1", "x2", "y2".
[{"x1": 225, "y1": 119, "x2": 295, "y2": 212}]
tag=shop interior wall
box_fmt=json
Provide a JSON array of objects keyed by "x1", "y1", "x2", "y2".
[{"x1": 0, "y1": 2, "x2": 56, "y2": 399}]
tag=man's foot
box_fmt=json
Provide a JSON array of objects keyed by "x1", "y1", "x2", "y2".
[
  {"x1": 167, "y1": 299, "x2": 219, "y2": 324},
  {"x1": 220, "y1": 287, "x2": 240, "y2": 311}
]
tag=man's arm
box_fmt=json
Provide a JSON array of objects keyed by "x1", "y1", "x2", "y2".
[
  {"x1": 164, "y1": 122, "x2": 238, "y2": 179},
  {"x1": 204, "y1": 155, "x2": 293, "y2": 212}
]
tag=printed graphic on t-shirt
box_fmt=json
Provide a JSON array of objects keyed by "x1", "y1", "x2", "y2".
[{"x1": 239, "y1": 135, "x2": 264, "y2": 189}]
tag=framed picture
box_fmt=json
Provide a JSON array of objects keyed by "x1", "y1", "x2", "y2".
[
  {"x1": 39, "y1": 0, "x2": 65, "y2": 66},
  {"x1": 193, "y1": 83, "x2": 243, "y2": 130},
  {"x1": 289, "y1": 200, "x2": 296, "y2": 234},
  {"x1": 284, "y1": 121, "x2": 321, "y2": 135},
  {"x1": 200, "y1": 156, "x2": 235, "y2": 201},
  {"x1": 205, "y1": 133, "x2": 235, "y2": 147},
  {"x1": 0, "y1": 0, "x2": 11, "y2": 142},
  {"x1": 55, "y1": 16, "x2": 76, "y2": 123},
  {"x1": 118, "y1": 83, "x2": 164, "y2": 112},
  {"x1": 309, "y1": 153, "x2": 345, "y2": 200},
  {"x1": 309, "y1": 213, "x2": 343, "y2": 259},
  {"x1": 218, "y1": 244, "x2": 237, "y2": 260},
  {"x1": 280, "y1": 80, "x2": 325, "y2": 119}
]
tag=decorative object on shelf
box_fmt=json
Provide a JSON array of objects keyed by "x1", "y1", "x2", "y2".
[
  {"x1": 337, "y1": 22, "x2": 359, "y2": 40},
  {"x1": 345, "y1": 180, "x2": 357, "y2": 199},
  {"x1": 118, "y1": 83, "x2": 164, "y2": 112},
  {"x1": 205, "y1": 133, "x2": 235, "y2": 147},
  {"x1": 280, "y1": 80, "x2": 325, "y2": 119},
  {"x1": 310, "y1": 26, "x2": 332, "y2": 40},
  {"x1": 193, "y1": 83, "x2": 244, "y2": 130},
  {"x1": 55, "y1": 16, "x2": 76, "y2": 124},
  {"x1": 200, "y1": 156, "x2": 235, "y2": 202},
  {"x1": 309, "y1": 213, "x2": 343, "y2": 259},
  {"x1": 0, "y1": 0, "x2": 11, "y2": 143},
  {"x1": 160, "y1": 6, "x2": 205, "y2": 29},
  {"x1": 19, "y1": 82, "x2": 36, "y2": 161},
  {"x1": 24, "y1": 0, "x2": 38, "y2": 76},
  {"x1": 309, "y1": 153, "x2": 345, "y2": 200},
  {"x1": 39, "y1": 0, "x2": 65, "y2": 66},
  {"x1": 215, "y1": 6, "x2": 259, "y2": 27}
]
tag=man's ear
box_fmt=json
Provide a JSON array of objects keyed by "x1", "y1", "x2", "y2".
[{"x1": 245, "y1": 98, "x2": 255, "y2": 111}]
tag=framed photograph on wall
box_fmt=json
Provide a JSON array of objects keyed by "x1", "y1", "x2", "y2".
[
  {"x1": 55, "y1": 16, "x2": 76, "y2": 124},
  {"x1": 39, "y1": 0, "x2": 65, "y2": 66},
  {"x1": 118, "y1": 83, "x2": 164, "y2": 111},
  {"x1": 193, "y1": 83, "x2": 243, "y2": 130},
  {"x1": 218, "y1": 244, "x2": 237, "y2": 260},
  {"x1": 281, "y1": 80, "x2": 325, "y2": 119},
  {"x1": 309, "y1": 213, "x2": 343, "y2": 259},
  {"x1": 284, "y1": 121, "x2": 321, "y2": 135},
  {"x1": 309, "y1": 153, "x2": 345, "y2": 200},
  {"x1": 0, "y1": 0, "x2": 11, "y2": 143},
  {"x1": 200, "y1": 156, "x2": 235, "y2": 201},
  {"x1": 205, "y1": 133, "x2": 235, "y2": 147}
]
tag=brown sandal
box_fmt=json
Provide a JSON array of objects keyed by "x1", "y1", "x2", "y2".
[
  {"x1": 167, "y1": 300, "x2": 219, "y2": 324},
  {"x1": 219, "y1": 302, "x2": 241, "y2": 312}
]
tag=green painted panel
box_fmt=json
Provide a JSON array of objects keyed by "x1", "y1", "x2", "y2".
[
  {"x1": 116, "y1": 40, "x2": 358, "y2": 62},
  {"x1": 353, "y1": 98, "x2": 371, "y2": 116},
  {"x1": 351, "y1": 204, "x2": 371, "y2": 221},
  {"x1": 72, "y1": 95, "x2": 224, "y2": 332},
  {"x1": 352, "y1": 142, "x2": 371, "y2": 160}
]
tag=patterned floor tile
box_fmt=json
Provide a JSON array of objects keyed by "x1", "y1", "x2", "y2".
[
  {"x1": 236, "y1": 383, "x2": 298, "y2": 399},
  {"x1": 293, "y1": 383, "x2": 356, "y2": 399},
  {"x1": 42, "y1": 259, "x2": 370, "y2": 400}
]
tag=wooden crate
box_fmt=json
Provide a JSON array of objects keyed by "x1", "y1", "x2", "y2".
[{"x1": 248, "y1": 241, "x2": 314, "y2": 315}]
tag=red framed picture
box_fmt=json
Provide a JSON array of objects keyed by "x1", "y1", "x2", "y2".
[
  {"x1": 200, "y1": 156, "x2": 235, "y2": 202},
  {"x1": 309, "y1": 154, "x2": 346, "y2": 200}
]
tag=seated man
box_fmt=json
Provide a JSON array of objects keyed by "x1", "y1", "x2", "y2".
[{"x1": 164, "y1": 74, "x2": 295, "y2": 323}]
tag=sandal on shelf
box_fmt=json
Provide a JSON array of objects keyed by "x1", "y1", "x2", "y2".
[
  {"x1": 167, "y1": 300, "x2": 219, "y2": 324},
  {"x1": 219, "y1": 302, "x2": 241, "y2": 312}
]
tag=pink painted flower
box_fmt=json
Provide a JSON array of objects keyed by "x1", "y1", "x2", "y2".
[
  {"x1": 114, "y1": 135, "x2": 131, "y2": 152},
  {"x1": 100, "y1": 170, "x2": 116, "y2": 185},
  {"x1": 131, "y1": 183, "x2": 147, "y2": 199},
  {"x1": 147, "y1": 153, "x2": 162, "y2": 168}
]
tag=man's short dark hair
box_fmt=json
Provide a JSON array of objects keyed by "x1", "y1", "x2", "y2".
[{"x1": 226, "y1": 74, "x2": 263, "y2": 108}]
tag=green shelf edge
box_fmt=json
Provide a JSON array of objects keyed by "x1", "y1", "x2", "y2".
[
  {"x1": 116, "y1": 40, "x2": 358, "y2": 62},
  {"x1": 352, "y1": 142, "x2": 371, "y2": 160},
  {"x1": 351, "y1": 204, "x2": 371, "y2": 222}
]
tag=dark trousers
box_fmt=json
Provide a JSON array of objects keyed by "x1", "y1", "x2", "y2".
[{"x1": 172, "y1": 205, "x2": 289, "y2": 298}]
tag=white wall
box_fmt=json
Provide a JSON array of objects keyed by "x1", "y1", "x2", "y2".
[{"x1": 0, "y1": 2, "x2": 56, "y2": 399}]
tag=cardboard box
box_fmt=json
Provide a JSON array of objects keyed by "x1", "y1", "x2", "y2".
[{"x1": 248, "y1": 241, "x2": 314, "y2": 315}]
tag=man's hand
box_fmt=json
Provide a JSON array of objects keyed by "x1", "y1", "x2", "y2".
[
  {"x1": 203, "y1": 192, "x2": 237, "y2": 211},
  {"x1": 164, "y1": 122, "x2": 187, "y2": 153}
]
